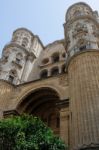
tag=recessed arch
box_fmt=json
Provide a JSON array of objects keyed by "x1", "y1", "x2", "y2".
[
  {"x1": 17, "y1": 87, "x2": 60, "y2": 113},
  {"x1": 16, "y1": 87, "x2": 61, "y2": 135},
  {"x1": 51, "y1": 52, "x2": 59, "y2": 63}
]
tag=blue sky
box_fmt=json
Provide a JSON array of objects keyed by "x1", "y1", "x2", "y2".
[{"x1": 0, "y1": 0, "x2": 99, "y2": 55}]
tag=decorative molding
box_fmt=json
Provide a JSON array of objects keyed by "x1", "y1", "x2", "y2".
[
  {"x1": 3, "y1": 109, "x2": 19, "y2": 118},
  {"x1": 56, "y1": 99, "x2": 69, "y2": 108}
]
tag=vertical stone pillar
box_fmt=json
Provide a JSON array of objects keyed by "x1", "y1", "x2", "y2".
[
  {"x1": 68, "y1": 52, "x2": 99, "y2": 150},
  {"x1": 60, "y1": 107, "x2": 69, "y2": 145},
  {"x1": 57, "y1": 99, "x2": 69, "y2": 146},
  {"x1": 64, "y1": 2, "x2": 99, "y2": 149}
]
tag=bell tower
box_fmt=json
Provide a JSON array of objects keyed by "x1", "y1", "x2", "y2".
[
  {"x1": 64, "y1": 2, "x2": 99, "y2": 150},
  {"x1": 0, "y1": 28, "x2": 43, "y2": 84}
]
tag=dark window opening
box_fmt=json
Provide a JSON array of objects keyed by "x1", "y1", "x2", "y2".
[
  {"x1": 5, "y1": 56, "x2": 8, "y2": 60},
  {"x1": 42, "y1": 58, "x2": 49, "y2": 64},
  {"x1": 22, "y1": 43, "x2": 26, "y2": 47},
  {"x1": 8, "y1": 75, "x2": 14, "y2": 83},
  {"x1": 22, "y1": 37, "x2": 28, "y2": 48},
  {"x1": 62, "y1": 53, "x2": 66, "y2": 58},
  {"x1": 40, "y1": 70, "x2": 48, "y2": 79},
  {"x1": 52, "y1": 53, "x2": 59, "y2": 63},
  {"x1": 16, "y1": 58, "x2": 21, "y2": 64},
  {"x1": 79, "y1": 45, "x2": 86, "y2": 51},
  {"x1": 51, "y1": 67, "x2": 59, "y2": 76}
]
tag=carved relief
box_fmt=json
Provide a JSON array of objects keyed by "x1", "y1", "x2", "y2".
[
  {"x1": 66, "y1": 3, "x2": 93, "y2": 22},
  {"x1": 72, "y1": 22, "x2": 88, "y2": 38},
  {"x1": 21, "y1": 37, "x2": 29, "y2": 48}
]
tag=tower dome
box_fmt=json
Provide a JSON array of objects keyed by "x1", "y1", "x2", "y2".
[
  {"x1": 12, "y1": 28, "x2": 34, "y2": 50},
  {"x1": 0, "y1": 28, "x2": 44, "y2": 85},
  {"x1": 65, "y1": 2, "x2": 93, "y2": 22},
  {"x1": 64, "y1": 2, "x2": 99, "y2": 61}
]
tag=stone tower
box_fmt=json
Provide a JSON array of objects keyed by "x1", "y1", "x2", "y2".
[
  {"x1": 64, "y1": 2, "x2": 99, "y2": 150},
  {"x1": 0, "y1": 28, "x2": 43, "y2": 84}
]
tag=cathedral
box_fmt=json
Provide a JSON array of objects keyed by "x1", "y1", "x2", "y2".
[{"x1": 0, "y1": 2, "x2": 99, "y2": 150}]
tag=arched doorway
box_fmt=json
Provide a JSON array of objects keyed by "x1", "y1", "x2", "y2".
[{"x1": 17, "y1": 87, "x2": 60, "y2": 135}]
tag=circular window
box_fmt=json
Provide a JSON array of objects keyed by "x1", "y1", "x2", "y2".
[{"x1": 42, "y1": 58, "x2": 49, "y2": 65}]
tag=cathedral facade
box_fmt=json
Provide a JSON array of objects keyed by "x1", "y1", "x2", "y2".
[{"x1": 0, "y1": 2, "x2": 99, "y2": 150}]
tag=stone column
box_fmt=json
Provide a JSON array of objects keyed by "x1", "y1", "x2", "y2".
[{"x1": 68, "y1": 51, "x2": 99, "y2": 150}]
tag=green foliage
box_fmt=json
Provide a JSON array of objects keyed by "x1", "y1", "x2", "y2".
[{"x1": 0, "y1": 114, "x2": 67, "y2": 150}]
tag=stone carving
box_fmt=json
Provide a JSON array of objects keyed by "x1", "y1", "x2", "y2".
[{"x1": 73, "y1": 22, "x2": 88, "y2": 38}]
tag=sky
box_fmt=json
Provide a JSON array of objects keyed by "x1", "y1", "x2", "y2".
[{"x1": 0, "y1": 0, "x2": 99, "y2": 55}]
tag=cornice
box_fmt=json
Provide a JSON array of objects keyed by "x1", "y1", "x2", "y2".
[
  {"x1": 3, "y1": 42, "x2": 29, "y2": 54},
  {"x1": 64, "y1": 15, "x2": 99, "y2": 30}
]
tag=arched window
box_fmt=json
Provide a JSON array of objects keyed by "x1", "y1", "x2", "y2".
[
  {"x1": 52, "y1": 53, "x2": 59, "y2": 63},
  {"x1": 42, "y1": 58, "x2": 49, "y2": 65},
  {"x1": 79, "y1": 45, "x2": 86, "y2": 51},
  {"x1": 51, "y1": 67, "x2": 59, "y2": 76},
  {"x1": 40, "y1": 70, "x2": 48, "y2": 79},
  {"x1": 8, "y1": 70, "x2": 17, "y2": 83},
  {"x1": 22, "y1": 37, "x2": 28, "y2": 47},
  {"x1": 8, "y1": 75, "x2": 14, "y2": 83},
  {"x1": 16, "y1": 53, "x2": 23, "y2": 64},
  {"x1": 78, "y1": 39, "x2": 87, "y2": 51}
]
